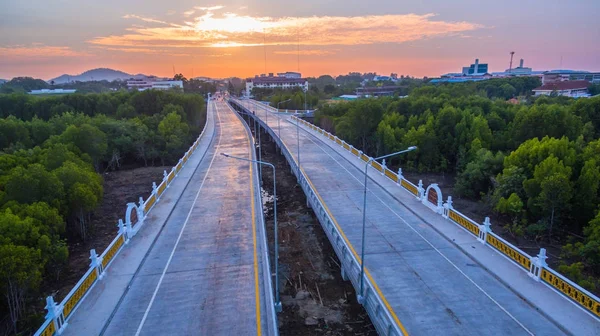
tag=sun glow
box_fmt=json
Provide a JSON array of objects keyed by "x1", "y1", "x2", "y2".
[
  {"x1": 89, "y1": 7, "x2": 483, "y2": 50},
  {"x1": 194, "y1": 12, "x2": 277, "y2": 33}
]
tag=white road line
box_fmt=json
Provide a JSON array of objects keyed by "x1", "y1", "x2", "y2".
[
  {"x1": 296, "y1": 123, "x2": 535, "y2": 335},
  {"x1": 134, "y1": 101, "x2": 224, "y2": 336}
]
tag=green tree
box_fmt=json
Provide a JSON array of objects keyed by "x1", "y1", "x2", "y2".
[
  {"x1": 116, "y1": 103, "x2": 136, "y2": 119},
  {"x1": 580, "y1": 210, "x2": 600, "y2": 272},
  {"x1": 523, "y1": 156, "x2": 573, "y2": 236},
  {"x1": 54, "y1": 161, "x2": 103, "y2": 240},
  {"x1": 158, "y1": 112, "x2": 190, "y2": 164},
  {"x1": 2, "y1": 164, "x2": 65, "y2": 210},
  {"x1": 455, "y1": 148, "x2": 504, "y2": 198},
  {"x1": 0, "y1": 244, "x2": 42, "y2": 334},
  {"x1": 54, "y1": 124, "x2": 108, "y2": 170}
]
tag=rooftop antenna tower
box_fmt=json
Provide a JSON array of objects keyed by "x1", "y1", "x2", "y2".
[
  {"x1": 560, "y1": 55, "x2": 563, "y2": 69},
  {"x1": 509, "y1": 51, "x2": 515, "y2": 72},
  {"x1": 172, "y1": 65, "x2": 176, "y2": 76}
]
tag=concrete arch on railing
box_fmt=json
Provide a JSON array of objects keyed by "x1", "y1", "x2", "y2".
[
  {"x1": 423, "y1": 184, "x2": 443, "y2": 214},
  {"x1": 125, "y1": 202, "x2": 142, "y2": 239}
]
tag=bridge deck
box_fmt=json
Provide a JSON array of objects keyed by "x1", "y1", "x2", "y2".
[
  {"x1": 240, "y1": 99, "x2": 598, "y2": 335},
  {"x1": 64, "y1": 100, "x2": 276, "y2": 335}
]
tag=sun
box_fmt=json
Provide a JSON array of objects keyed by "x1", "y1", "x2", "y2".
[{"x1": 193, "y1": 13, "x2": 277, "y2": 34}]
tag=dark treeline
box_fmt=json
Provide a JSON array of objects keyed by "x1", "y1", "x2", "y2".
[
  {"x1": 0, "y1": 90, "x2": 205, "y2": 333},
  {"x1": 314, "y1": 77, "x2": 600, "y2": 290},
  {"x1": 0, "y1": 76, "x2": 128, "y2": 94}
]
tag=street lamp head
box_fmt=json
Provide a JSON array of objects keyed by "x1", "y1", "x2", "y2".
[
  {"x1": 220, "y1": 153, "x2": 230, "y2": 158},
  {"x1": 407, "y1": 146, "x2": 417, "y2": 151}
]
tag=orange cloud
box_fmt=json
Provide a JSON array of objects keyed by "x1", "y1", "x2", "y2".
[
  {"x1": 0, "y1": 44, "x2": 91, "y2": 58},
  {"x1": 274, "y1": 50, "x2": 337, "y2": 56},
  {"x1": 122, "y1": 14, "x2": 172, "y2": 26},
  {"x1": 89, "y1": 9, "x2": 483, "y2": 51}
]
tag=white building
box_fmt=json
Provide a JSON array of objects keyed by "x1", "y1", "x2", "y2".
[
  {"x1": 532, "y1": 80, "x2": 590, "y2": 98},
  {"x1": 126, "y1": 79, "x2": 183, "y2": 91},
  {"x1": 542, "y1": 70, "x2": 600, "y2": 85},
  {"x1": 29, "y1": 89, "x2": 76, "y2": 95},
  {"x1": 245, "y1": 75, "x2": 308, "y2": 96}
]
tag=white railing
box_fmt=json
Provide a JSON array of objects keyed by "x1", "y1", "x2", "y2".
[
  {"x1": 34, "y1": 111, "x2": 211, "y2": 336},
  {"x1": 287, "y1": 114, "x2": 600, "y2": 322}
]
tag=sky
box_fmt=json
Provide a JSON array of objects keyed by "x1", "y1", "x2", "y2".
[{"x1": 1, "y1": 0, "x2": 599, "y2": 80}]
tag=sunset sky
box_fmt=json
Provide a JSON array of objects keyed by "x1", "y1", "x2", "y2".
[{"x1": 1, "y1": 0, "x2": 599, "y2": 80}]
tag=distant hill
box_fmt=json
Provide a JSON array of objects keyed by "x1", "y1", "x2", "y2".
[
  {"x1": 0, "y1": 77, "x2": 49, "y2": 93},
  {"x1": 49, "y1": 68, "x2": 153, "y2": 84},
  {"x1": 0, "y1": 79, "x2": 7, "y2": 85}
]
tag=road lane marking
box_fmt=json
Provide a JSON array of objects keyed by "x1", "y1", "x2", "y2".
[
  {"x1": 134, "y1": 101, "x2": 224, "y2": 336},
  {"x1": 298, "y1": 121, "x2": 534, "y2": 335},
  {"x1": 261, "y1": 111, "x2": 411, "y2": 335}
]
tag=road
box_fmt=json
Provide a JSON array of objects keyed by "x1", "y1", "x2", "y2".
[
  {"x1": 64, "y1": 100, "x2": 276, "y2": 335},
  {"x1": 239, "y1": 99, "x2": 596, "y2": 336}
]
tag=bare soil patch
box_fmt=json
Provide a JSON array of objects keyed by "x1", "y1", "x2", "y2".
[
  {"x1": 251, "y1": 122, "x2": 376, "y2": 335},
  {"x1": 46, "y1": 166, "x2": 168, "y2": 302}
]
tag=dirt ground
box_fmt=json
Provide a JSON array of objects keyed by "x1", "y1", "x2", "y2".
[
  {"x1": 47, "y1": 166, "x2": 168, "y2": 303},
  {"x1": 250, "y1": 120, "x2": 376, "y2": 335}
]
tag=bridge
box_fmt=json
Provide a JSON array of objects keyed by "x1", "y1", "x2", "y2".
[{"x1": 35, "y1": 97, "x2": 599, "y2": 335}]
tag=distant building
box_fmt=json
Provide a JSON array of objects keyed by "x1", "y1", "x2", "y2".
[
  {"x1": 335, "y1": 95, "x2": 359, "y2": 101},
  {"x1": 432, "y1": 58, "x2": 491, "y2": 83},
  {"x1": 542, "y1": 70, "x2": 600, "y2": 85},
  {"x1": 355, "y1": 86, "x2": 402, "y2": 97},
  {"x1": 245, "y1": 73, "x2": 308, "y2": 96},
  {"x1": 372, "y1": 75, "x2": 392, "y2": 82},
  {"x1": 29, "y1": 89, "x2": 76, "y2": 95},
  {"x1": 532, "y1": 80, "x2": 590, "y2": 98},
  {"x1": 277, "y1": 72, "x2": 301, "y2": 79},
  {"x1": 430, "y1": 75, "x2": 491, "y2": 84},
  {"x1": 462, "y1": 59, "x2": 489, "y2": 76},
  {"x1": 491, "y1": 59, "x2": 545, "y2": 78},
  {"x1": 506, "y1": 59, "x2": 532, "y2": 75},
  {"x1": 127, "y1": 79, "x2": 183, "y2": 91}
]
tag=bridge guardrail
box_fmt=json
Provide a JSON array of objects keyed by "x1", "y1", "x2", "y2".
[
  {"x1": 231, "y1": 102, "x2": 279, "y2": 336},
  {"x1": 34, "y1": 109, "x2": 211, "y2": 336},
  {"x1": 289, "y1": 115, "x2": 600, "y2": 321},
  {"x1": 232, "y1": 100, "x2": 407, "y2": 336}
]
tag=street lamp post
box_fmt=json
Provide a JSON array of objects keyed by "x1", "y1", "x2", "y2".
[
  {"x1": 296, "y1": 116, "x2": 301, "y2": 181},
  {"x1": 303, "y1": 86, "x2": 307, "y2": 111},
  {"x1": 221, "y1": 153, "x2": 282, "y2": 312},
  {"x1": 357, "y1": 146, "x2": 417, "y2": 304},
  {"x1": 277, "y1": 99, "x2": 292, "y2": 111}
]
